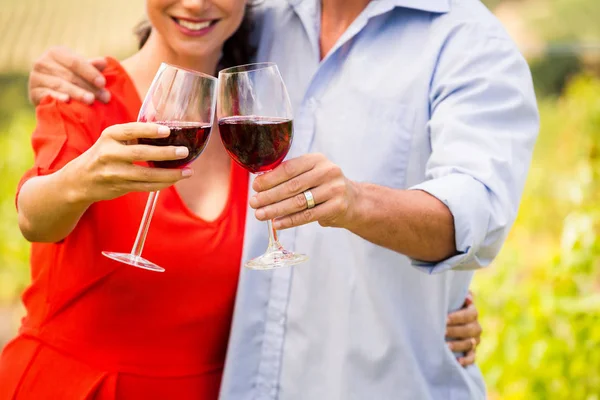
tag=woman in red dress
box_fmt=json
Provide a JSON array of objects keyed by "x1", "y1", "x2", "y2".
[{"x1": 0, "y1": 0, "x2": 251, "y2": 398}]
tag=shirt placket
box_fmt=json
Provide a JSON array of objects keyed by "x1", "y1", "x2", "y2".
[
  {"x1": 253, "y1": 91, "x2": 318, "y2": 400},
  {"x1": 253, "y1": 0, "x2": 364, "y2": 397}
]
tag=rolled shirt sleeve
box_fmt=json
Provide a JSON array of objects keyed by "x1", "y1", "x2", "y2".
[{"x1": 410, "y1": 24, "x2": 540, "y2": 273}]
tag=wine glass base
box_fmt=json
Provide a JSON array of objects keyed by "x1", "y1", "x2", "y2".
[
  {"x1": 245, "y1": 249, "x2": 308, "y2": 270},
  {"x1": 102, "y1": 251, "x2": 165, "y2": 272}
]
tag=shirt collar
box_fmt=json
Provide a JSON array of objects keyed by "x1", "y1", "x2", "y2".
[
  {"x1": 286, "y1": 0, "x2": 451, "y2": 13},
  {"x1": 385, "y1": 0, "x2": 450, "y2": 12}
]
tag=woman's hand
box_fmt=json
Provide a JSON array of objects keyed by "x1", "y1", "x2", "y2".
[
  {"x1": 18, "y1": 122, "x2": 190, "y2": 243},
  {"x1": 64, "y1": 122, "x2": 192, "y2": 204},
  {"x1": 446, "y1": 292, "x2": 482, "y2": 367},
  {"x1": 249, "y1": 153, "x2": 358, "y2": 230},
  {"x1": 29, "y1": 46, "x2": 109, "y2": 105}
]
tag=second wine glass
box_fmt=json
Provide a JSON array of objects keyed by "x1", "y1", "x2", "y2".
[
  {"x1": 217, "y1": 62, "x2": 308, "y2": 270},
  {"x1": 102, "y1": 63, "x2": 217, "y2": 272}
]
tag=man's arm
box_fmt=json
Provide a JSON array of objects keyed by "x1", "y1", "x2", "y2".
[
  {"x1": 250, "y1": 156, "x2": 456, "y2": 262},
  {"x1": 407, "y1": 26, "x2": 539, "y2": 271},
  {"x1": 249, "y1": 24, "x2": 539, "y2": 269},
  {"x1": 344, "y1": 184, "x2": 456, "y2": 262}
]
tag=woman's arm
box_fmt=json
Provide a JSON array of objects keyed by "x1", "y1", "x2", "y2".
[
  {"x1": 18, "y1": 122, "x2": 191, "y2": 242},
  {"x1": 18, "y1": 168, "x2": 93, "y2": 243}
]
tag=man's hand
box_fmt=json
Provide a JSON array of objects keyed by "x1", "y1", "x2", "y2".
[
  {"x1": 29, "y1": 46, "x2": 111, "y2": 106},
  {"x1": 250, "y1": 153, "x2": 358, "y2": 230}
]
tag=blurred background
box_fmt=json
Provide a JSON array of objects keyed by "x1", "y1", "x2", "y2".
[{"x1": 0, "y1": 0, "x2": 598, "y2": 398}]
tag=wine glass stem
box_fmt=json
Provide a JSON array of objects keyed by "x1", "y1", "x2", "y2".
[
  {"x1": 131, "y1": 191, "x2": 160, "y2": 258},
  {"x1": 266, "y1": 219, "x2": 283, "y2": 252}
]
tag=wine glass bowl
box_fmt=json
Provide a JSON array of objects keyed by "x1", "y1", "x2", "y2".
[
  {"x1": 138, "y1": 122, "x2": 212, "y2": 169},
  {"x1": 218, "y1": 116, "x2": 292, "y2": 173}
]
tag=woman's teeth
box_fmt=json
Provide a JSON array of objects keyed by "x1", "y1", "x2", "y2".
[{"x1": 175, "y1": 19, "x2": 212, "y2": 31}]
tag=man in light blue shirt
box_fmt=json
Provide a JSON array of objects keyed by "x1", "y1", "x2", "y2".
[
  {"x1": 26, "y1": 0, "x2": 537, "y2": 398},
  {"x1": 222, "y1": 0, "x2": 538, "y2": 399}
]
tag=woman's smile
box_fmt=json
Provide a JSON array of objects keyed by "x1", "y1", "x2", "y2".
[{"x1": 171, "y1": 16, "x2": 219, "y2": 36}]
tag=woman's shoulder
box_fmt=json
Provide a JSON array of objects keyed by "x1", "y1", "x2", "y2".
[{"x1": 102, "y1": 57, "x2": 142, "y2": 109}]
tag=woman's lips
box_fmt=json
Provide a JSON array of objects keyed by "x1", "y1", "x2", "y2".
[{"x1": 172, "y1": 17, "x2": 218, "y2": 36}]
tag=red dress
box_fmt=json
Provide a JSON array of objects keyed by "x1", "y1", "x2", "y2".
[{"x1": 0, "y1": 58, "x2": 248, "y2": 399}]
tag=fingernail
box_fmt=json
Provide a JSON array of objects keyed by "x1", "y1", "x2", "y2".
[
  {"x1": 182, "y1": 168, "x2": 193, "y2": 177},
  {"x1": 175, "y1": 147, "x2": 189, "y2": 157},
  {"x1": 99, "y1": 90, "x2": 111, "y2": 103},
  {"x1": 249, "y1": 196, "x2": 258, "y2": 208},
  {"x1": 273, "y1": 220, "x2": 282, "y2": 230},
  {"x1": 59, "y1": 94, "x2": 70, "y2": 102},
  {"x1": 83, "y1": 93, "x2": 95, "y2": 104},
  {"x1": 94, "y1": 76, "x2": 106, "y2": 88},
  {"x1": 255, "y1": 208, "x2": 266, "y2": 220},
  {"x1": 446, "y1": 317, "x2": 451, "y2": 324},
  {"x1": 448, "y1": 342, "x2": 454, "y2": 351},
  {"x1": 158, "y1": 126, "x2": 170, "y2": 136}
]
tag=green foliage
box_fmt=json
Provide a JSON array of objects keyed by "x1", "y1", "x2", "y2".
[
  {"x1": 473, "y1": 75, "x2": 600, "y2": 399},
  {"x1": 0, "y1": 76, "x2": 30, "y2": 126},
  {"x1": 0, "y1": 77, "x2": 34, "y2": 303},
  {"x1": 484, "y1": 0, "x2": 600, "y2": 44},
  {"x1": 529, "y1": 52, "x2": 583, "y2": 97},
  {"x1": 526, "y1": 0, "x2": 600, "y2": 44},
  {"x1": 481, "y1": 0, "x2": 504, "y2": 11}
]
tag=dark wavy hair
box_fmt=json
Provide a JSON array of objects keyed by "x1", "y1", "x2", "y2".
[{"x1": 133, "y1": 6, "x2": 256, "y2": 71}]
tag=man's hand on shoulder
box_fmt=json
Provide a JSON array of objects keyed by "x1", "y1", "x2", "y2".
[{"x1": 29, "y1": 46, "x2": 111, "y2": 106}]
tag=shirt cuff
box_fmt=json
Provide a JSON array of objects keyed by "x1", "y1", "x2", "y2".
[{"x1": 408, "y1": 173, "x2": 491, "y2": 274}]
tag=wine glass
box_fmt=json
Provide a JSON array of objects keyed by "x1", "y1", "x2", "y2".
[
  {"x1": 217, "y1": 62, "x2": 308, "y2": 270},
  {"x1": 102, "y1": 63, "x2": 217, "y2": 272}
]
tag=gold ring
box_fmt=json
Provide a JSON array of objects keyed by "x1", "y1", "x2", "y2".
[{"x1": 303, "y1": 190, "x2": 316, "y2": 209}]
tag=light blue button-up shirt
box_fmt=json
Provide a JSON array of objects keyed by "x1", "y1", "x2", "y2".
[{"x1": 220, "y1": 0, "x2": 539, "y2": 399}]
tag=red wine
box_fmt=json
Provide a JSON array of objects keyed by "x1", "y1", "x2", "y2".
[
  {"x1": 218, "y1": 116, "x2": 293, "y2": 173},
  {"x1": 138, "y1": 121, "x2": 211, "y2": 169}
]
